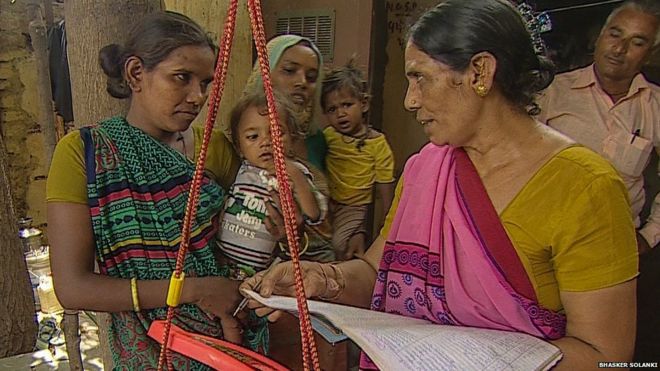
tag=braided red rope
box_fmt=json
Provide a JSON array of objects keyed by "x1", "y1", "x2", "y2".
[
  {"x1": 157, "y1": 0, "x2": 238, "y2": 369},
  {"x1": 247, "y1": 0, "x2": 320, "y2": 369},
  {"x1": 156, "y1": 1, "x2": 320, "y2": 370}
]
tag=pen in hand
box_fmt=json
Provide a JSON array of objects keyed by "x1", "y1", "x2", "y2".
[{"x1": 232, "y1": 256, "x2": 283, "y2": 317}]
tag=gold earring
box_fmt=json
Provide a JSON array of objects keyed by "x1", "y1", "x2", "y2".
[
  {"x1": 475, "y1": 84, "x2": 488, "y2": 97},
  {"x1": 474, "y1": 63, "x2": 488, "y2": 97}
]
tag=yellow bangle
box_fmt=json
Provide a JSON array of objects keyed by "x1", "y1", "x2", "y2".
[
  {"x1": 130, "y1": 277, "x2": 140, "y2": 312},
  {"x1": 278, "y1": 231, "x2": 309, "y2": 256},
  {"x1": 166, "y1": 272, "x2": 185, "y2": 307}
]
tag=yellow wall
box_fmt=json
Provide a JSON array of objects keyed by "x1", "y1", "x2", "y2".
[{"x1": 164, "y1": 0, "x2": 253, "y2": 132}]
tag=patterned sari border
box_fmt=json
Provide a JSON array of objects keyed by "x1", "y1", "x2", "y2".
[{"x1": 453, "y1": 149, "x2": 537, "y2": 301}]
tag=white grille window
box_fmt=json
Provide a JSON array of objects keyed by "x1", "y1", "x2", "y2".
[{"x1": 275, "y1": 10, "x2": 335, "y2": 62}]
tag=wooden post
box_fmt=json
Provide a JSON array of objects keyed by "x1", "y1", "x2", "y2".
[{"x1": 63, "y1": 309, "x2": 83, "y2": 371}]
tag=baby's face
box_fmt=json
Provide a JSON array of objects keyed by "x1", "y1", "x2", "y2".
[{"x1": 237, "y1": 105, "x2": 292, "y2": 170}]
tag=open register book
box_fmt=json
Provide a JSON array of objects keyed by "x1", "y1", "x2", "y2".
[{"x1": 244, "y1": 290, "x2": 563, "y2": 371}]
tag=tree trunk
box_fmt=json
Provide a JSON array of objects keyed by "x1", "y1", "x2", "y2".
[
  {"x1": 0, "y1": 136, "x2": 38, "y2": 357},
  {"x1": 64, "y1": 1, "x2": 162, "y2": 368},
  {"x1": 65, "y1": 0, "x2": 162, "y2": 128}
]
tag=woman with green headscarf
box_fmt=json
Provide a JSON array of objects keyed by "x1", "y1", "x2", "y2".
[
  {"x1": 242, "y1": 34, "x2": 335, "y2": 263},
  {"x1": 243, "y1": 34, "x2": 327, "y2": 171}
]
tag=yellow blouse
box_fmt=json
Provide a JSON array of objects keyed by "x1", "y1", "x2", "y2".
[
  {"x1": 47, "y1": 125, "x2": 239, "y2": 204},
  {"x1": 381, "y1": 146, "x2": 638, "y2": 311}
]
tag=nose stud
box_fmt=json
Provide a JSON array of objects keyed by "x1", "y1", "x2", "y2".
[{"x1": 411, "y1": 99, "x2": 416, "y2": 105}]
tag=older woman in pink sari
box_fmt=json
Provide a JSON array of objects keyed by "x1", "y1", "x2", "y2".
[{"x1": 242, "y1": 0, "x2": 638, "y2": 369}]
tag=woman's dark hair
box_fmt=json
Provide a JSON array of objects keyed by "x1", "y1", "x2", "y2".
[
  {"x1": 99, "y1": 11, "x2": 216, "y2": 99},
  {"x1": 408, "y1": 0, "x2": 555, "y2": 115},
  {"x1": 229, "y1": 92, "x2": 300, "y2": 151},
  {"x1": 320, "y1": 58, "x2": 370, "y2": 111}
]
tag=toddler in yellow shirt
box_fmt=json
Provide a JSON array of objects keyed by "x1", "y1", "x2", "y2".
[{"x1": 321, "y1": 61, "x2": 396, "y2": 260}]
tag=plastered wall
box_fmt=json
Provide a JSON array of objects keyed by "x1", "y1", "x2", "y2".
[{"x1": 0, "y1": 1, "x2": 64, "y2": 228}]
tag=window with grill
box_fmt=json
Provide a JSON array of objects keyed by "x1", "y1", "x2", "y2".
[{"x1": 275, "y1": 9, "x2": 335, "y2": 63}]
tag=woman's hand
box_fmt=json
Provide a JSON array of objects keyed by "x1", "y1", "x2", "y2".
[
  {"x1": 239, "y1": 261, "x2": 333, "y2": 320},
  {"x1": 193, "y1": 277, "x2": 243, "y2": 344}
]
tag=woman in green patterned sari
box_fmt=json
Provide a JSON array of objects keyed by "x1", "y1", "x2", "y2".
[{"x1": 47, "y1": 11, "x2": 242, "y2": 369}]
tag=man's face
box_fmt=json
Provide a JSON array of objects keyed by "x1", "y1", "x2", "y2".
[{"x1": 594, "y1": 8, "x2": 658, "y2": 82}]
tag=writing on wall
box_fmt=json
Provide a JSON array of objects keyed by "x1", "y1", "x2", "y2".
[{"x1": 386, "y1": 1, "x2": 419, "y2": 49}]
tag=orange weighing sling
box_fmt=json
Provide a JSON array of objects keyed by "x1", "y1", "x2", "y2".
[
  {"x1": 149, "y1": 0, "x2": 320, "y2": 370},
  {"x1": 148, "y1": 321, "x2": 287, "y2": 370}
]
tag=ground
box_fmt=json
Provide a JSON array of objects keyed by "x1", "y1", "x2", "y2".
[{"x1": 0, "y1": 312, "x2": 101, "y2": 370}]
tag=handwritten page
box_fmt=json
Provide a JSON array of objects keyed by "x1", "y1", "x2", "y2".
[
  {"x1": 343, "y1": 323, "x2": 561, "y2": 371},
  {"x1": 244, "y1": 291, "x2": 562, "y2": 371}
]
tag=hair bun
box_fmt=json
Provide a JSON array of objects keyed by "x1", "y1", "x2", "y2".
[
  {"x1": 99, "y1": 44, "x2": 123, "y2": 78},
  {"x1": 524, "y1": 56, "x2": 554, "y2": 115},
  {"x1": 98, "y1": 44, "x2": 131, "y2": 99},
  {"x1": 534, "y1": 55, "x2": 555, "y2": 92},
  {"x1": 515, "y1": 55, "x2": 555, "y2": 115}
]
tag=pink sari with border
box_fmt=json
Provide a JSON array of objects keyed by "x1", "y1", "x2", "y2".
[{"x1": 361, "y1": 144, "x2": 566, "y2": 369}]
